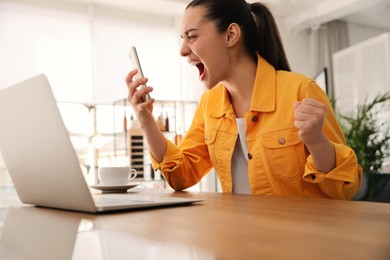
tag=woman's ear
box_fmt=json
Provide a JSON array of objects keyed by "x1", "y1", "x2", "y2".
[{"x1": 225, "y1": 23, "x2": 241, "y2": 47}]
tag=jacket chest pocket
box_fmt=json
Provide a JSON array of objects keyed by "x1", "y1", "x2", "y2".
[
  {"x1": 261, "y1": 128, "x2": 306, "y2": 180},
  {"x1": 205, "y1": 128, "x2": 218, "y2": 169},
  {"x1": 205, "y1": 127, "x2": 236, "y2": 172}
]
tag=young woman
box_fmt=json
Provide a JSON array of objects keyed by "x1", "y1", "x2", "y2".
[{"x1": 126, "y1": 0, "x2": 362, "y2": 199}]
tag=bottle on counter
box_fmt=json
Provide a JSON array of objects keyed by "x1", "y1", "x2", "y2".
[
  {"x1": 175, "y1": 127, "x2": 183, "y2": 145},
  {"x1": 165, "y1": 112, "x2": 170, "y2": 132},
  {"x1": 123, "y1": 115, "x2": 127, "y2": 132},
  {"x1": 156, "y1": 112, "x2": 164, "y2": 131},
  {"x1": 129, "y1": 112, "x2": 136, "y2": 129}
]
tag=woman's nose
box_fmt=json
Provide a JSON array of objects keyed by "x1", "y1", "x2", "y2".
[{"x1": 180, "y1": 42, "x2": 190, "y2": 57}]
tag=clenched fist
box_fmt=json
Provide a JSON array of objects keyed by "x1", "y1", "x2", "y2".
[{"x1": 294, "y1": 98, "x2": 326, "y2": 148}]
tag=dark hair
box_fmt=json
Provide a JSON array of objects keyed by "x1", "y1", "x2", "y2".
[{"x1": 186, "y1": 0, "x2": 291, "y2": 71}]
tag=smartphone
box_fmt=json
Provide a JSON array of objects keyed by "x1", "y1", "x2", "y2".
[{"x1": 129, "y1": 46, "x2": 150, "y2": 102}]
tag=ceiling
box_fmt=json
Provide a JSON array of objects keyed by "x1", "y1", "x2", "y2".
[{"x1": 64, "y1": 0, "x2": 390, "y2": 31}]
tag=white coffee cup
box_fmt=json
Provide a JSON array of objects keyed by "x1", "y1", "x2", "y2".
[{"x1": 98, "y1": 167, "x2": 137, "y2": 186}]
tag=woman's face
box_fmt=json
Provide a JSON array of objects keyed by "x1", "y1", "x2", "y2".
[{"x1": 180, "y1": 6, "x2": 230, "y2": 89}]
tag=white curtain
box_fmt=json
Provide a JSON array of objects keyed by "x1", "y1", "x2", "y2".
[{"x1": 310, "y1": 20, "x2": 349, "y2": 98}]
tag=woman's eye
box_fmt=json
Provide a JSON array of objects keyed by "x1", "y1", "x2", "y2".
[{"x1": 188, "y1": 35, "x2": 197, "y2": 41}]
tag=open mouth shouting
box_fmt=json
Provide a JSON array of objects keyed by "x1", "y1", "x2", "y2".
[{"x1": 190, "y1": 61, "x2": 206, "y2": 81}]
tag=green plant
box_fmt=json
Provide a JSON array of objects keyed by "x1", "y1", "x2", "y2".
[{"x1": 337, "y1": 93, "x2": 390, "y2": 199}]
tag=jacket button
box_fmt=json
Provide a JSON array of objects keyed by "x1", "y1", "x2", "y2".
[
  {"x1": 251, "y1": 116, "x2": 258, "y2": 122},
  {"x1": 248, "y1": 153, "x2": 253, "y2": 160},
  {"x1": 279, "y1": 138, "x2": 286, "y2": 145}
]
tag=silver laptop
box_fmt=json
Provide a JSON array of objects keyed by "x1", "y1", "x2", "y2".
[{"x1": 0, "y1": 74, "x2": 202, "y2": 213}]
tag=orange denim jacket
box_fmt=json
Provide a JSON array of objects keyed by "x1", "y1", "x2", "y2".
[{"x1": 151, "y1": 56, "x2": 362, "y2": 200}]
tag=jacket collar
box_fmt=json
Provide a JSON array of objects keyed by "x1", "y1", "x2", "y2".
[{"x1": 208, "y1": 55, "x2": 276, "y2": 118}]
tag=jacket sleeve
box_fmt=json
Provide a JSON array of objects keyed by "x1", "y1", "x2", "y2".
[
  {"x1": 300, "y1": 81, "x2": 362, "y2": 200},
  {"x1": 150, "y1": 95, "x2": 213, "y2": 191}
]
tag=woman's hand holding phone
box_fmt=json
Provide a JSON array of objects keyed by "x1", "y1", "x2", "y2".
[
  {"x1": 125, "y1": 47, "x2": 167, "y2": 163},
  {"x1": 125, "y1": 68, "x2": 154, "y2": 122},
  {"x1": 125, "y1": 46, "x2": 155, "y2": 129},
  {"x1": 126, "y1": 46, "x2": 154, "y2": 123}
]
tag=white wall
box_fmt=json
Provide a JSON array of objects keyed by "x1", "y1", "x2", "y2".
[
  {"x1": 348, "y1": 22, "x2": 389, "y2": 46},
  {"x1": 90, "y1": 6, "x2": 181, "y2": 103},
  {"x1": 0, "y1": 0, "x2": 93, "y2": 102},
  {"x1": 278, "y1": 22, "x2": 313, "y2": 77},
  {"x1": 278, "y1": 21, "x2": 390, "y2": 85},
  {"x1": 0, "y1": 0, "x2": 182, "y2": 104}
]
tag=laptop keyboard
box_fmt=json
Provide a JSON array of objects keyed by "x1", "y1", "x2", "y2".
[{"x1": 93, "y1": 195, "x2": 154, "y2": 207}]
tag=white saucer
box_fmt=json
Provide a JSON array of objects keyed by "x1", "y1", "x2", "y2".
[{"x1": 90, "y1": 183, "x2": 139, "y2": 193}]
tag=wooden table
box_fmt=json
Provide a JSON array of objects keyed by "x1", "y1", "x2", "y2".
[{"x1": 1, "y1": 188, "x2": 389, "y2": 259}]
